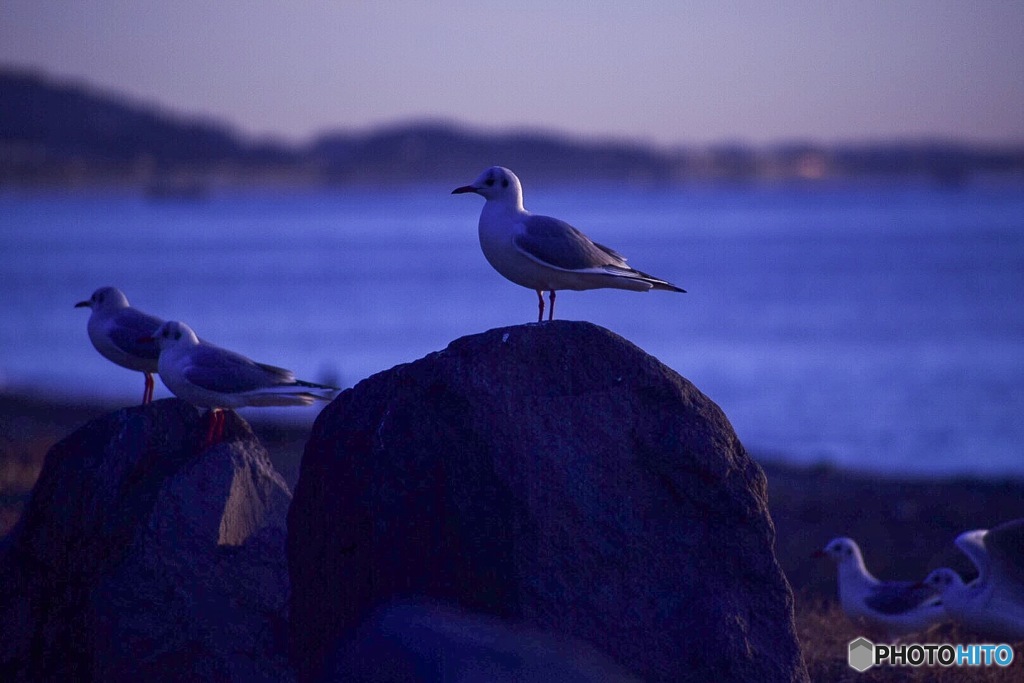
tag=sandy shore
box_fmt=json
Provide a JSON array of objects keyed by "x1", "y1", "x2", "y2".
[{"x1": 3, "y1": 390, "x2": 1023, "y2": 679}]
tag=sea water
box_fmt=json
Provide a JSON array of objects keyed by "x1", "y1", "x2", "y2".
[{"x1": 1, "y1": 182, "x2": 1022, "y2": 477}]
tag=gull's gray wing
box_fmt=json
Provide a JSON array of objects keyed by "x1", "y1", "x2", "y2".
[
  {"x1": 983, "y1": 519, "x2": 1024, "y2": 603},
  {"x1": 183, "y1": 344, "x2": 295, "y2": 394},
  {"x1": 956, "y1": 529, "x2": 993, "y2": 582},
  {"x1": 513, "y1": 214, "x2": 629, "y2": 272},
  {"x1": 864, "y1": 581, "x2": 941, "y2": 615},
  {"x1": 108, "y1": 308, "x2": 164, "y2": 362}
]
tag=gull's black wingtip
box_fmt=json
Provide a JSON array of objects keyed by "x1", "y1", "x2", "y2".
[{"x1": 652, "y1": 281, "x2": 686, "y2": 293}]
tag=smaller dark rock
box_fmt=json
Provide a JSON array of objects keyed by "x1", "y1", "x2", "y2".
[{"x1": 0, "y1": 398, "x2": 293, "y2": 682}]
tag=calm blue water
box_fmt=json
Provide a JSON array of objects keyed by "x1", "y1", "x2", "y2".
[{"x1": 2, "y1": 183, "x2": 1023, "y2": 477}]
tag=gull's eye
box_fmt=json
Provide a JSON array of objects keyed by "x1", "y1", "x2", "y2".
[
  {"x1": 97, "y1": 293, "x2": 104, "y2": 303},
  {"x1": 502, "y1": 178, "x2": 509, "y2": 188},
  {"x1": 174, "y1": 331, "x2": 181, "y2": 340},
  {"x1": 485, "y1": 176, "x2": 495, "y2": 187}
]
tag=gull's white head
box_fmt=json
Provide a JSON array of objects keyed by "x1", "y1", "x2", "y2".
[
  {"x1": 922, "y1": 568, "x2": 966, "y2": 594},
  {"x1": 817, "y1": 537, "x2": 865, "y2": 567},
  {"x1": 75, "y1": 286, "x2": 130, "y2": 312},
  {"x1": 452, "y1": 166, "x2": 524, "y2": 206},
  {"x1": 150, "y1": 320, "x2": 200, "y2": 350}
]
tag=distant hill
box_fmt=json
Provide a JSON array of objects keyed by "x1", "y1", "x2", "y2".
[
  {"x1": 0, "y1": 69, "x2": 678, "y2": 187},
  {"x1": 0, "y1": 69, "x2": 294, "y2": 169},
  {"x1": 2, "y1": 67, "x2": 1022, "y2": 188},
  {"x1": 309, "y1": 122, "x2": 678, "y2": 185}
]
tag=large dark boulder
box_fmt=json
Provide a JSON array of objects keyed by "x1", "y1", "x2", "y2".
[
  {"x1": 288, "y1": 321, "x2": 807, "y2": 682},
  {"x1": 0, "y1": 398, "x2": 293, "y2": 682}
]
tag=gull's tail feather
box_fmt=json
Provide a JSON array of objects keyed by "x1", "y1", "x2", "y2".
[
  {"x1": 605, "y1": 265, "x2": 686, "y2": 293},
  {"x1": 243, "y1": 390, "x2": 333, "y2": 408},
  {"x1": 633, "y1": 267, "x2": 686, "y2": 293},
  {"x1": 649, "y1": 279, "x2": 686, "y2": 293},
  {"x1": 293, "y1": 377, "x2": 340, "y2": 392}
]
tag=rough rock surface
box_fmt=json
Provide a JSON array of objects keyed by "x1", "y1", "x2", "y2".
[
  {"x1": 326, "y1": 601, "x2": 643, "y2": 682},
  {"x1": 0, "y1": 398, "x2": 293, "y2": 682},
  {"x1": 288, "y1": 321, "x2": 808, "y2": 682}
]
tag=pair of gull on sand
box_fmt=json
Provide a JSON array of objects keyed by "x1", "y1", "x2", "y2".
[
  {"x1": 817, "y1": 520, "x2": 1024, "y2": 642},
  {"x1": 77, "y1": 167, "x2": 686, "y2": 427}
]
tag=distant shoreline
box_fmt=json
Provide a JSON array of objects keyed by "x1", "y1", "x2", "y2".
[{"x1": 3, "y1": 168, "x2": 1023, "y2": 194}]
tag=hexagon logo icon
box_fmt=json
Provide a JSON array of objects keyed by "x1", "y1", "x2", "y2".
[{"x1": 848, "y1": 637, "x2": 875, "y2": 672}]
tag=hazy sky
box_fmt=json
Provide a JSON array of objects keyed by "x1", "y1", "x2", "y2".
[{"x1": 3, "y1": 1, "x2": 1023, "y2": 146}]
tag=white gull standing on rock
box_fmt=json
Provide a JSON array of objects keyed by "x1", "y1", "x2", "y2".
[
  {"x1": 452, "y1": 166, "x2": 685, "y2": 322},
  {"x1": 75, "y1": 286, "x2": 163, "y2": 404},
  {"x1": 815, "y1": 537, "x2": 946, "y2": 637},
  {"x1": 921, "y1": 519, "x2": 1024, "y2": 642},
  {"x1": 145, "y1": 320, "x2": 336, "y2": 444}
]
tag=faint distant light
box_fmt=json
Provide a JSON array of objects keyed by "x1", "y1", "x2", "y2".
[{"x1": 796, "y1": 153, "x2": 827, "y2": 180}]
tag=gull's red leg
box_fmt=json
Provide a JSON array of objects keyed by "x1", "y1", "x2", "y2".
[
  {"x1": 535, "y1": 289, "x2": 545, "y2": 323},
  {"x1": 204, "y1": 410, "x2": 214, "y2": 447},
  {"x1": 203, "y1": 408, "x2": 222, "y2": 448},
  {"x1": 214, "y1": 409, "x2": 225, "y2": 443},
  {"x1": 143, "y1": 372, "x2": 154, "y2": 405},
  {"x1": 548, "y1": 290, "x2": 556, "y2": 321}
]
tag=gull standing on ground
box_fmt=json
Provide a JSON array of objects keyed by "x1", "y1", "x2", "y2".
[
  {"x1": 145, "y1": 320, "x2": 336, "y2": 444},
  {"x1": 452, "y1": 166, "x2": 685, "y2": 322},
  {"x1": 921, "y1": 519, "x2": 1024, "y2": 641},
  {"x1": 76, "y1": 286, "x2": 162, "y2": 404},
  {"x1": 814, "y1": 537, "x2": 946, "y2": 637}
]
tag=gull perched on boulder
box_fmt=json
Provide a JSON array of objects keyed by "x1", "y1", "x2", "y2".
[
  {"x1": 815, "y1": 537, "x2": 946, "y2": 637},
  {"x1": 145, "y1": 320, "x2": 336, "y2": 444},
  {"x1": 76, "y1": 286, "x2": 163, "y2": 404},
  {"x1": 921, "y1": 519, "x2": 1024, "y2": 642},
  {"x1": 452, "y1": 166, "x2": 684, "y2": 322}
]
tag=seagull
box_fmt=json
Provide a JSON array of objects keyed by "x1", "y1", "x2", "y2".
[
  {"x1": 814, "y1": 537, "x2": 946, "y2": 637},
  {"x1": 145, "y1": 320, "x2": 337, "y2": 444},
  {"x1": 921, "y1": 519, "x2": 1024, "y2": 642},
  {"x1": 452, "y1": 166, "x2": 685, "y2": 322},
  {"x1": 75, "y1": 286, "x2": 162, "y2": 404}
]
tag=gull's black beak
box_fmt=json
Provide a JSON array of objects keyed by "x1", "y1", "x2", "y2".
[
  {"x1": 451, "y1": 185, "x2": 477, "y2": 195},
  {"x1": 810, "y1": 549, "x2": 827, "y2": 559},
  {"x1": 74, "y1": 300, "x2": 91, "y2": 308}
]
